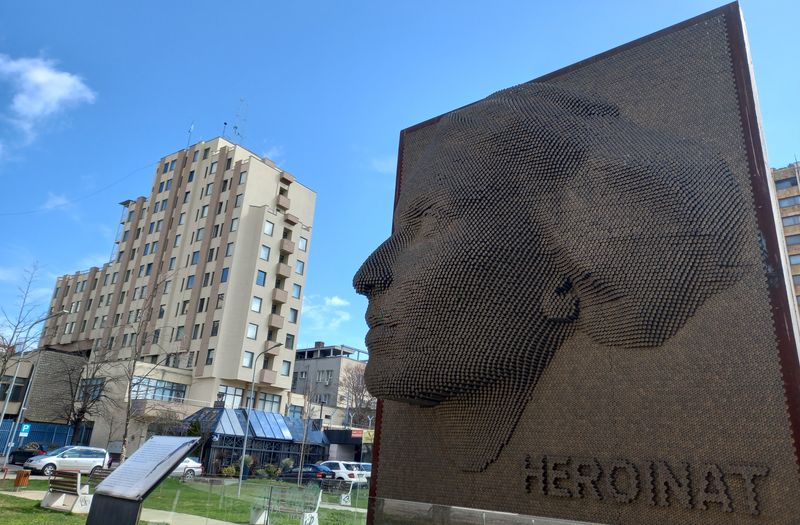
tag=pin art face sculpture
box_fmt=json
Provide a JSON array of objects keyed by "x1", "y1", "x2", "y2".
[{"x1": 353, "y1": 82, "x2": 749, "y2": 471}]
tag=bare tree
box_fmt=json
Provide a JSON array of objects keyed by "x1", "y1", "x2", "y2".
[
  {"x1": 39, "y1": 350, "x2": 120, "y2": 444},
  {"x1": 0, "y1": 264, "x2": 45, "y2": 382},
  {"x1": 339, "y1": 365, "x2": 376, "y2": 428},
  {"x1": 88, "y1": 271, "x2": 185, "y2": 462}
]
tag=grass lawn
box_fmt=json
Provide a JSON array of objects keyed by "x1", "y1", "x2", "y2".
[
  {"x1": 0, "y1": 476, "x2": 366, "y2": 524},
  {"x1": 144, "y1": 477, "x2": 366, "y2": 524},
  {"x1": 0, "y1": 493, "x2": 88, "y2": 525}
]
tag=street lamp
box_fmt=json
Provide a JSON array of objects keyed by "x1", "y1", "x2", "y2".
[
  {"x1": 1, "y1": 309, "x2": 68, "y2": 466},
  {"x1": 237, "y1": 342, "x2": 282, "y2": 498}
]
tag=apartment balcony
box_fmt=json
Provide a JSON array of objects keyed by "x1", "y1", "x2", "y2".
[
  {"x1": 265, "y1": 342, "x2": 282, "y2": 356},
  {"x1": 279, "y1": 239, "x2": 295, "y2": 254},
  {"x1": 272, "y1": 288, "x2": 288, "y2": 303},
  {"x1": 284, "y1": 213, "x2": 299, "y2": 225},
  {"x1": 259, "y1": 369, "x2": 278, "y2": 384},
  {"x1": 276, "y1": 194, "x2": 290, "y2": 210},
  {"x1": 279, "y1": 172, "x2": 295, "y2": 185},
  {"x1": 267, "y1": 314, "x2": 284, "y2": 329},
  {"x1": 276, "y1": 263, "x2": 292, "y2": 278}
]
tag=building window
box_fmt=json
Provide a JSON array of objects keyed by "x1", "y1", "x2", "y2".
[
  {"x1": 179, "y1": 212, "x2": 186, "y2": 225},
  {"x1": 243, "y1": 351, "x2": 254, "y2": 368},
  {"x1": 786, "y1": 234, "x2": 800, "y2": 246},
  {"x1": 203, "y1": 147, "x2": 210, "y2": 159},
  {"x1": 256, "y1": 270, "x2": 267, "y2": 286},
  {"x1": 258, "y1": 392, "x2": 281, "y2": 413},
  {"x1": 196, "y1": 228, "x2": 205, "y2": 241},
  {"x1": 260, "y1": 245, "x2": 270, "y2": 260},
  {"x1": 790, "y1": 255, "x2": 800, "y2": 265},
  {"x1": 784, "y1": 215, "x2": 800, "y2": 227},
  {"x1": 292, "y1": 284, "x2": 302, "y2": 299},
  {"x1": 780, "y1": 196, "x2": 800, "y2": 208},
  {"x1": 201, "y1": 205, "x2": 208, "y2": 218},
  {"x1": 210, "y1": 162, "x2": 217, "y2": 175},
  {"x1": 192, "y1": 150, "x2": 199, "y2": 162},
  {"x1": 169, "y1": 257, "x2": 176, "y2": 270},
  {"x1": 295, "y1": 260, "x2": 305, "y2": 275},
  {"x1": 251, "y1": 296, "x2": 262, "y2": 312},
  {"x1": 211, "y1": 320, "x2": 220, "y2": 336},
  {"x1": 794, "y1": 275, "x2": 800, "y2": 286},
  {"x1": 299, "y1": 237, "x2": 308, "y2": 251},
  {"x1": 221, "y1": 267, "x2": 230, "y2": 283},
  {"x1": 184, "y1": 191, "x2": 191, "y2": 203},
  {"x1": 281, "y1": 360, "x2": 291, "y2": 377},
  {"x1": 206, "y1": 349, "x2": 215, "y2": 365},
  {"x1": 174, "y1": 234, "x2": 182, "y2": 247},
  {"x1": 218, "y1": 384, "x2": 243, "y2": 409},
  {"x1": 234, "y1": 194, "x2": 243, "y2": 208},
  {"x1": 776, "y1": 178, "x2": 799, "y2": 191},
  {"x1": 169, "y1": 159, "x2": 177, "y2": 171},
  {"x1": 175, "y1": 326, "x2": 185, "y2": 341},
  {"x1": 226, "y1": 242, "x2": 234, "y2": 257},
  {"x1": 191, "y1": 251, "x2": 200, "y2": 265},
  {"x1": 285, "y1": 333, "x2": 295, "y2": 350},
  {"x1": 246, "y1": 323, "x2": 258, "y2": 339},
  {"x1": 288, "y1": 308, "x2": 298, "y2": 323},
  {"x1": 186, "y1": 275, "x2": 195, "y2": 290},
  {"x1": 131, "y1": 376, "x2": 186, "y2": 402},
  {"x1": 239, "y1": 171, "x2": 247, "y2": 184},
  {"x1": 230, "y1": 218, "x2": 239, "y2": 232},
  {"x1": 264, "y1": 221, "x2": 274, "y2": 236}
]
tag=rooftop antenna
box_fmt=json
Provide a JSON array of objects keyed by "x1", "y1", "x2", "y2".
[
  {"x1": 186, "y1": 121, "x2": 194, "y2": 148},
  {"x1": 232, "y1": 98, "x2": 248, "y2": 144},
  {"x1": 222, "y1": 121, "x2": 228, "y2": 138}
]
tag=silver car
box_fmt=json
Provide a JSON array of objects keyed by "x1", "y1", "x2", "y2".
[
  {"x1": 24, "y1": 446, "x2": 109, "y2": 477},
  {"x1": 170, "y1": 456, "x2": 203, "y2": 480}
]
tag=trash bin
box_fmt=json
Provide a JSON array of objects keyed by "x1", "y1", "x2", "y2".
[{"x1": 14, "y1": 469, "x2": 30, "y2": 488}]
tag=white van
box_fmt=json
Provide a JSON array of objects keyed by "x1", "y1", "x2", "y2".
[{"x1": 24, "y1": 446, "x2": 109, "y2": 476}]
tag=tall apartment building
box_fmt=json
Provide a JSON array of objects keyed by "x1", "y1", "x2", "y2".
[
  {"x1": 40, "y1": 137, "x2": 315, "y2": 452},
  {"x1": 773, "y1": 162, "x2": 800, "y2": 306}
]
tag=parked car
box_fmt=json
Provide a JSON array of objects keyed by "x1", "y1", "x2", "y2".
[
  {"x1": 277, "y1": 464, "x2": 334, "y2": 485},
  {"x1": 170, "y1": 456, "x2": 203, "y2": 480},
  {"x1": 358, "y1": 462, "x2": 372, "y2": 481},
  {"x1": 8, "y1": 447, "x2": 48, "y2": 466},
  {"x1": 319, "y1": 460, "x2": 368, "y2": 483},
  {"x1": 23, "y1": 446, "x2": 109, "y2": 477}
]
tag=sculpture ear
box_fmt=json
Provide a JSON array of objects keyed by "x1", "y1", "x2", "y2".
[{"x1": 541, "y1": 275, "x2": 580, "y2": 322}]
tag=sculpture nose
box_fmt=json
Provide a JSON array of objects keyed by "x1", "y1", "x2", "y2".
[{"x1": 353, "y1": 233, "x2": 405, "y2": 298}]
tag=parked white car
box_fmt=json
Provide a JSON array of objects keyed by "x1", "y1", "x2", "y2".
[
  {"x1": 170, "y1": 456, "x2": 203, "y2": 480},
  {"x1": 319, "y1": 460, "x2": 368, "y2": 483},
  {"x1": 24, "y1": 446, "x2": 109, "y2": 477}
]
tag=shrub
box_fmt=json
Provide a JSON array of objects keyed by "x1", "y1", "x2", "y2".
[
  {"x1": 280, "y1": 458, "x2": 294, "y2": 471},
  {"x1": 222, "y1": 465, "x2": 237, "y2": 477},
  {"x1": 263, "y1": 463, "x2": 279, "y2": 479}
]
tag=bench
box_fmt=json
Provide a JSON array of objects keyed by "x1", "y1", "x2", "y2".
[
  {"x1": 40, "y1": 470, "x2": 92, "y2": 514},
  {"x1": 88, "y1": 467, "x2": 114, "y2": 492}
]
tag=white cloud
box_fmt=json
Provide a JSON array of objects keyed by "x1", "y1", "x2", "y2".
[
  {"x1": 0, "y1": 54, "x2": 95, "y2": 154},
  {"x1": 41, "y1": 192, "x2": 71, "y2": 211},
  {"x1": 370, "y1": 156, "x2": 396, "y2": 175},
  {"x1": 302, "y1": 294, "x2": 353, "y2": 332},
  {"x1": 324, "y1": 295, "x2": 350, "y2": 307}
]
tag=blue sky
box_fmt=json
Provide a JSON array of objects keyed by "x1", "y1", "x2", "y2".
[{"x1": 0, "y1": 1, "x2": 797, "y2": 350}]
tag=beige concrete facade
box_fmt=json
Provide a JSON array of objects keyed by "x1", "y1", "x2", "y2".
[
  {"x1": 291, "y1": 342, "x2": 372, "y2": 427},
  {"x1": 40, "y1": 137, "x2": 315, "y2": 452},
  {"x1": 773, "y1": 162, "x2": 800, "y2": 305}
]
